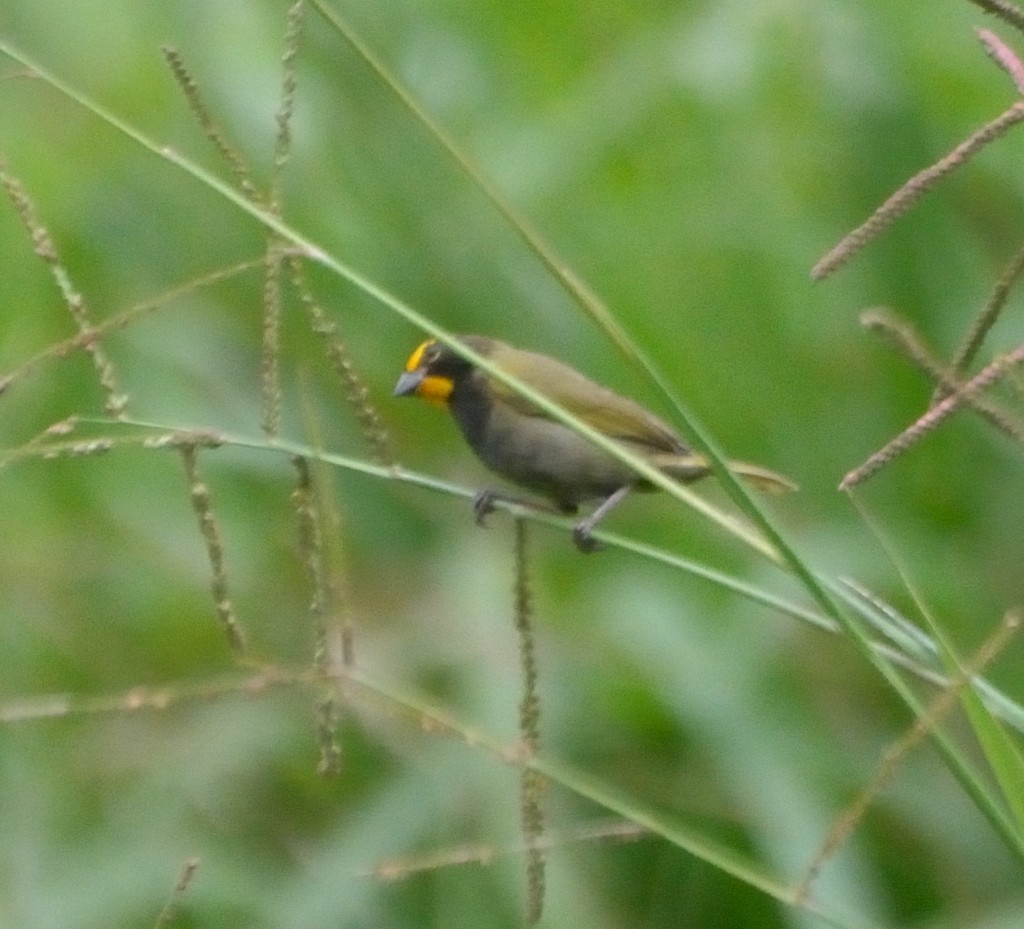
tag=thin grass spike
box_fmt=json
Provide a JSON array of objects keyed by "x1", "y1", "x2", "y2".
[
  {"x1": 968, "y1": 0, "x2": 1024, "y2": 33},
  {"x1": 361, "y1": 820, "x2": 647, "y2": 881},
  {"x1": 0, "y1": 259, "x2": 264, "y2": 399},
  {"x1": 793, "y1": 610, "x2": 1020, "y2": 904},
  {"x1": 861, "y1": 308, "x2": 1024, "y2": 443},
  {"x1": 513, "y1": 519, "x2": 545, "y2": 925},
  {"x1": 977, "y1": 28, "x2": 1024, "y2": 94},
  {"x1": 934, "y1": 238, "x2": 1024, "y2": 404},
  {"x1": 161, "y1": 46, "x2": 261, "y2": 203},
  {"x1": 154, "y1": 859, "x2": 201, "y2": 929},
  {"x1": 292, "y1": 455, "x2": 343, "y2": 777},
  {"x1": 272, "y1": 1, "x2": 305, "y2": 207},
  {"x1": 0, "y1": 152, "x2": 127, "y2": 417},
  {"x1": 261, "y1": 242, "x2": 284, "y2": 438},
  {"x1": 840, "y1": 345, "x2": 1024, "y2": 489},
  {"x1": 180, "y1": 443, "x2": 247, "y2": 656},
  {"x1": 812, "y1": 103, "x2": 1024, "y2": 279},
  {"x1": 287, "y1": 257, "x2": 395, "y2": 464}
]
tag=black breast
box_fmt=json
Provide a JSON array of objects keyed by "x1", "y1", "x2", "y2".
[{"x1": 448, "y1": 371, "x2": 492, "y2": 451}]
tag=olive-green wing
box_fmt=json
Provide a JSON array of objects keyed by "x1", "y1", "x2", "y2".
[{"x1": 484, "y1": 347, "x2": 685, "y2": 453}]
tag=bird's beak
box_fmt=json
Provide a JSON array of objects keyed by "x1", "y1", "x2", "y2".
[{"x1": 393, "y1": 369, "x2": 425, "y2": 397}]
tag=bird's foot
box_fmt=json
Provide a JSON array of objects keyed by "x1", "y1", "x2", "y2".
[
  {"x1": 569, "y1": 486, "x2": 631, "y2": 553},
  {"x1": 572, "y1": 522, "x2": 605, "y2": 554},
  {"x1": 474, "y1": 490, "x2": 572, "y2": 527},
  {"x1": 472, "y1": 490, "x2": 498, "y2": 526}
]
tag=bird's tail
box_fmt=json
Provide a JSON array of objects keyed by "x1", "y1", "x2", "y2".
[
  {"x1": 657, "y1": 454, "x2": 797, "y2": 494},
  {"x1": 726, "y1": 460, "x2": 798, "y2": 493}
]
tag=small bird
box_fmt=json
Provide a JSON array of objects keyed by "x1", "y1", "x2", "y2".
[{"x1": 394, "y1": 335, "x2": 795, "y2": 552}]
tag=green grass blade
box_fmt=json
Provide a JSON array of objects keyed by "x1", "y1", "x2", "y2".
[{"x1": 851, "y1": 495, "x2": 1024, "y2": 836}]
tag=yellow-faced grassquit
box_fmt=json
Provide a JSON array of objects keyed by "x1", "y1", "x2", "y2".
[{"x1": 394, "y1": 335, "x2": 795, "y2": 552}]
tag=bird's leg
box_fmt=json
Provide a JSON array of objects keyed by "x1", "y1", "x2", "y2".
[
  {"x1": 572, "y1": 485, "x2": 632, "y2": 553},
  {"x1": 472, "y1": 490, "x2": 572, "y2": 526}
]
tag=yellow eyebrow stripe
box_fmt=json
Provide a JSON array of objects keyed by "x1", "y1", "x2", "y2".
[{"x1": 405, "y1": 339, "x2": 436, "y2": 372}]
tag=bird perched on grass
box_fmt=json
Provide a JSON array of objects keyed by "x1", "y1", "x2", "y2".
[{"x1": 395, "y1": 335, "x2": 795, "y2": 552}]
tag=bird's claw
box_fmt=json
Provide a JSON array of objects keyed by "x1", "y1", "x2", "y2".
[
  {"x1": 472, "y1": 490, "x2": 497, "y2": 526},
  {"x1": 572, "y1": 523, "x2": 604, "y2": 554}
]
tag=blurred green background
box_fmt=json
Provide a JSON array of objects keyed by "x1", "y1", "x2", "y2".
[{"x1": 2, "y1": 1, "x2": 1024, "y2": 927}]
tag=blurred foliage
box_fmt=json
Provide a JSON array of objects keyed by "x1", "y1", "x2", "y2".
[{"x1": 2, "y1": 1, "x2": 1024, "y2": 927}]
